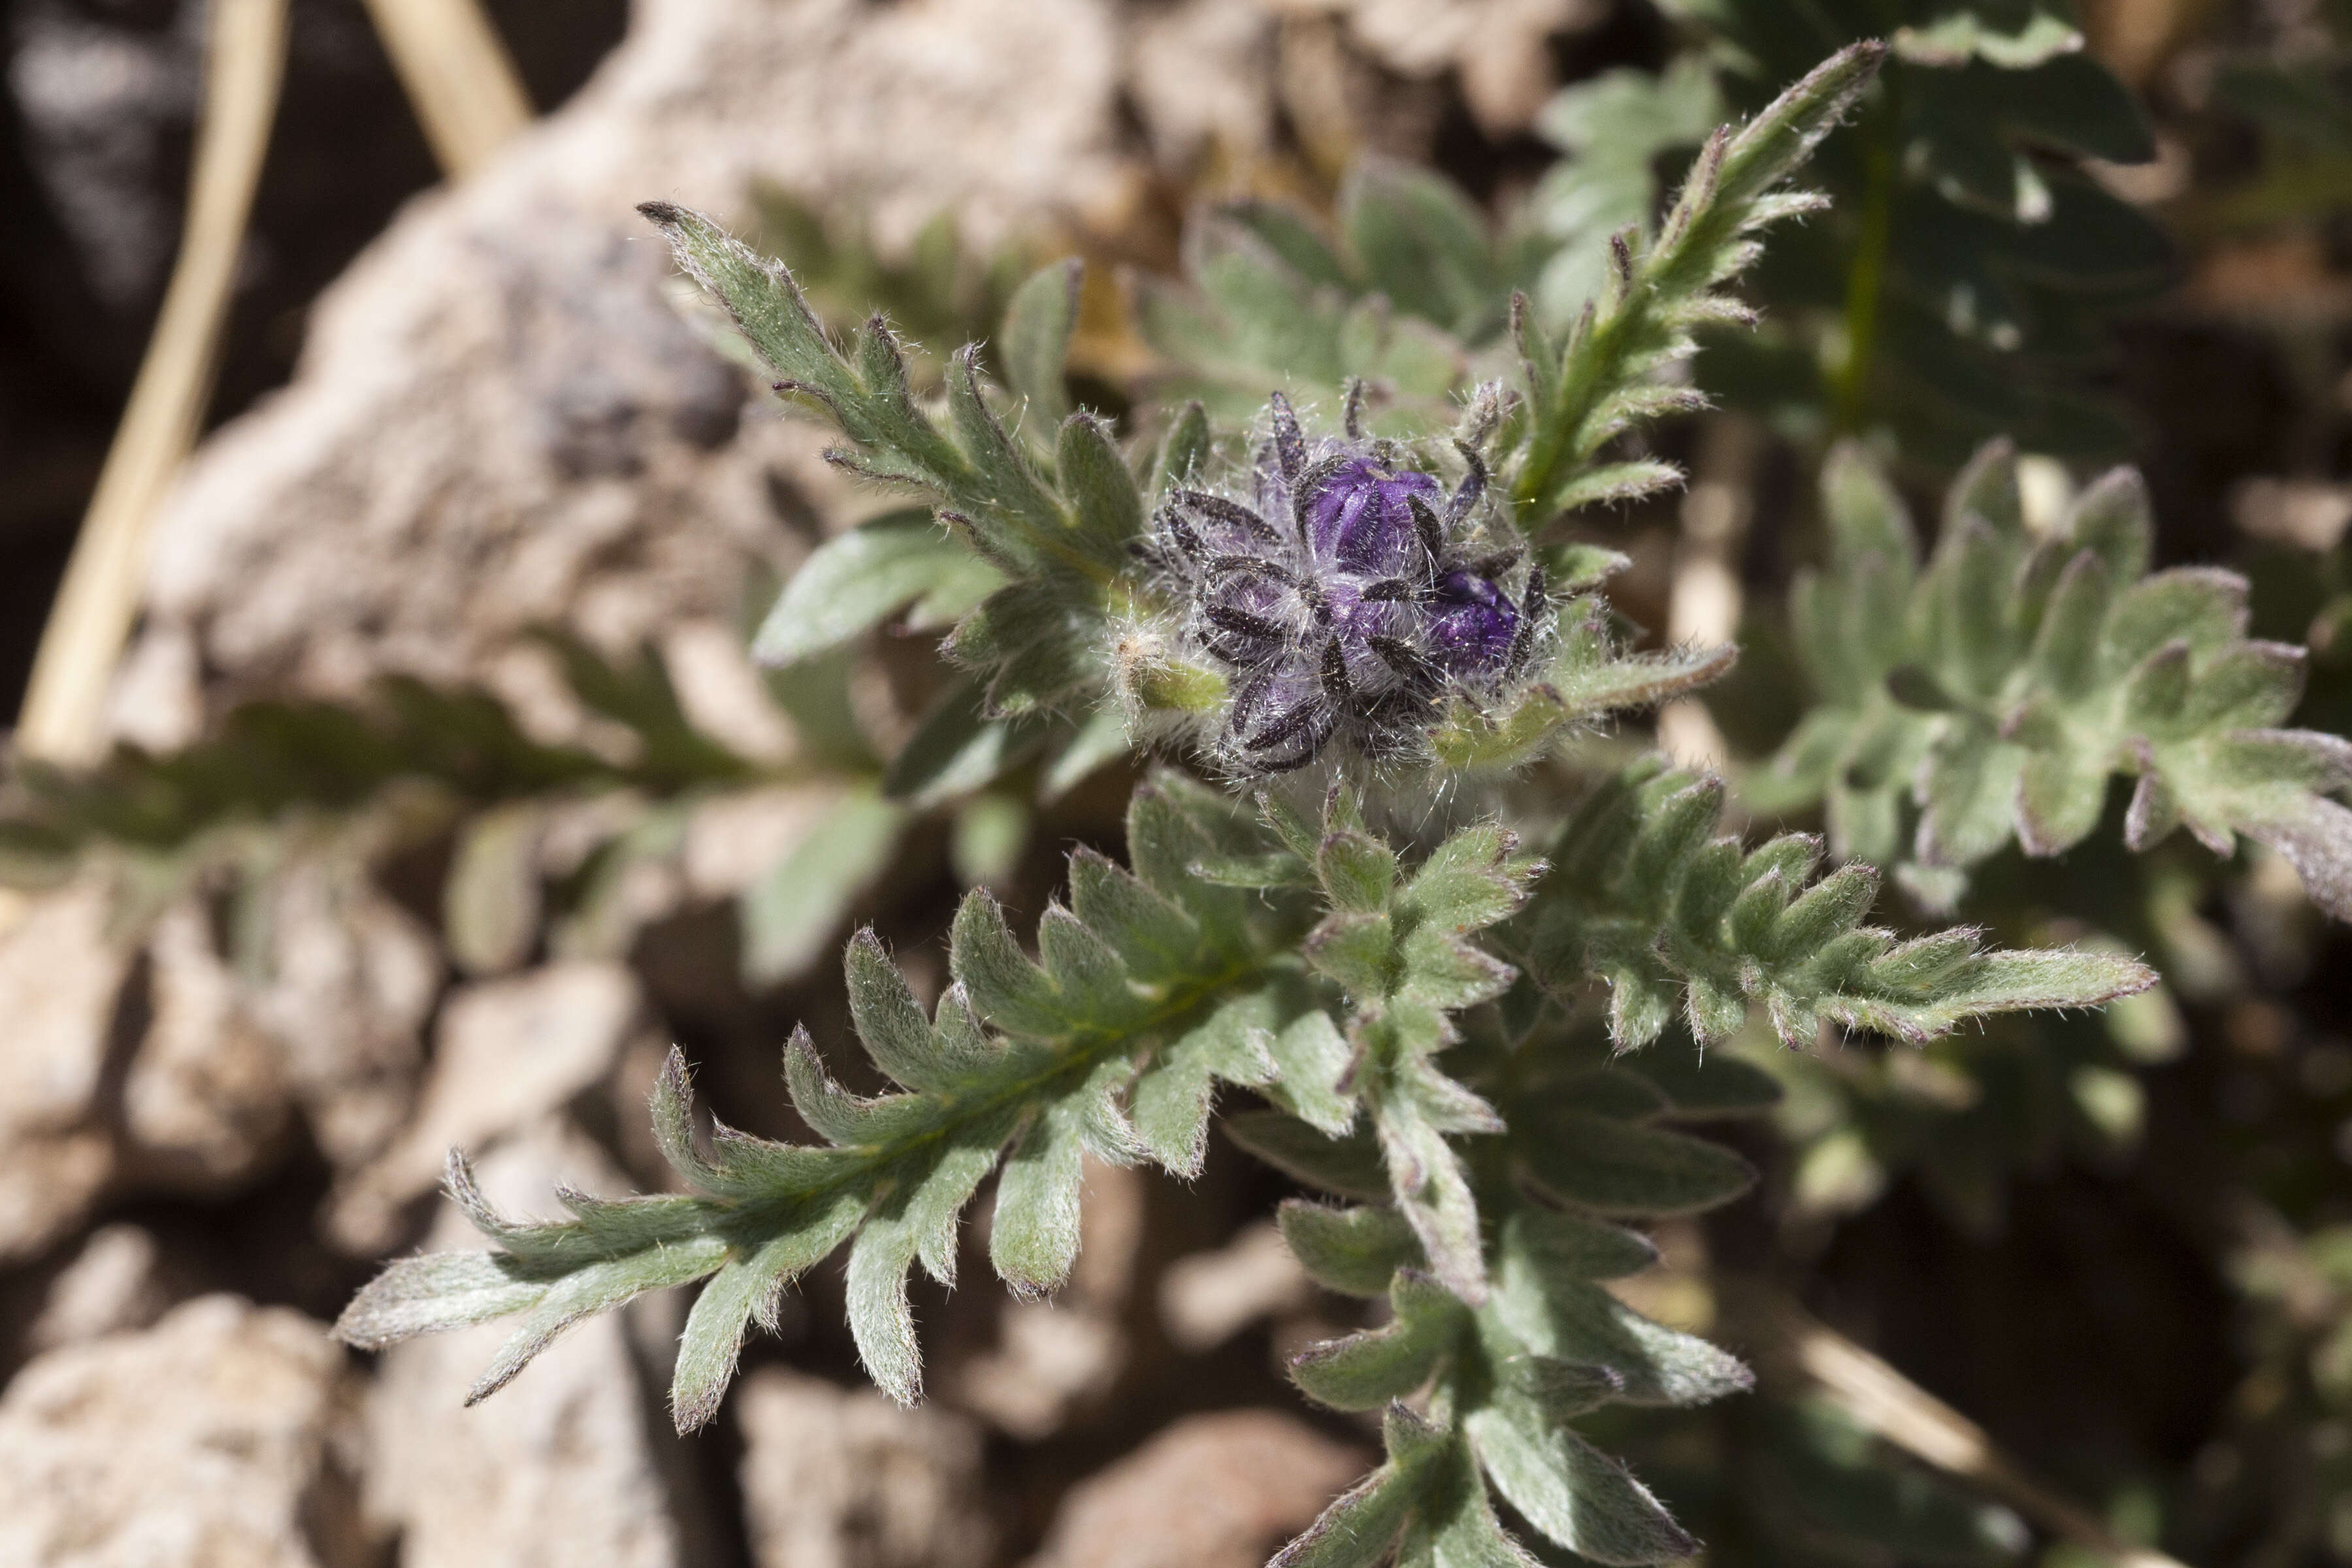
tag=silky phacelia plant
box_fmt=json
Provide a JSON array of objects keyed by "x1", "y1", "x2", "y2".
[
  {"x1": 317, "y1": 40, "x2": 2352, "y2": 1568},
  {"x1": 1152, "y1": 387, "x2": 1543, "y2": 774}
]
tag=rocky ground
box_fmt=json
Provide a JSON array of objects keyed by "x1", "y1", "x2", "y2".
[
  {"x1": 0, "y1": 3, "x2": 1597, "y2": 1562},
  {"x1": 7, "y1": 1, "x2": 2345, "y2": 1563}
]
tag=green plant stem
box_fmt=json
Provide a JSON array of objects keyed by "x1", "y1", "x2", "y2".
[
  {"x1": 1833, "y1": 86, "x2": 1899, "y2": 433},
  {"x1": 513, "y1": 949, "x2": 1293, "y2": 1261}
]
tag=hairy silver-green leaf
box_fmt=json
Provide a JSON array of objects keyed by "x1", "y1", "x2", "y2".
[
  {"x1": 1465, "y1": 1399, "x2": 1697, "y2": 1565},
  {"x1": 1279, "y1": 1200, "x2": 1424, "y2": 1297},
  {"x1": 752, "y1": 510, "x2": 1002, "y2": 668},
  {"x1": 1778, "y1": 442, "x2": 2352, "y2": 916},
  {"x1": 1000, "y1": 258, "x2": 1080, "y2": 434},
  {"x1": 1517, "y1": 759, "x2": 2156, "y2": 1049}
]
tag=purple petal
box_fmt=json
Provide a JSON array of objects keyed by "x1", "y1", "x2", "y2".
[
  {"x1": 1428, "y1": 570, "x2": 1519, "y2": 678},
  {"x1": 1305, "y1": 461, "x2": 1442, "y2": 575}
]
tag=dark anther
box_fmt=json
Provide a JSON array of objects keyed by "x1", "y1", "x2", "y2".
[
  {"x1": 1467, "y1": 549, "x2": 1522, "y2": 580},
  {"x1": 1369, "y1": 635, "x2": 1439, "y2": 690},
  {"x1": 1166, "y1": 512, "x2": 1205, "y2": 561},
  {"x1": 1361, "y1": 579, "x2": 1416, "y2": 602},
  {"x1": 1206, "y1": 604, "x2": 1288, "y2": 644},
  {"x1": 1175, "y1": 491, "x2": 1284, "y2": 546},
  {"x1": 1267, "y1": 391, "x2": 1307, "y2": 483},
  {"x1": 1343, "y1": 378, "x2": 1366, "y2": 441},
  {"x1": 1320, "y1": 636, "x2": 1352, "y2": 701},
  {"x1": 1447, "y1": 441, "x2": 1488, "y2": 527},
  {"x1": 1246, "y1": 698, "x2": 1334, "y2": 764},
  {"x1": 1504, "y1": 564, "x2": 1546, "y2": 678},
  {"x1": 1205, "y1": 554, "x2": 1295, "y2": 585},
  {"x1": 1407, "y1": 494, "x2": 1446, "y2": 575}
]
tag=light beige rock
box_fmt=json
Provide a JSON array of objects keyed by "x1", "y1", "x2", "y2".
[
  {"x1": 551, "y1": 826, "x2": 693, "y2": 963},
  {"x1": 111, "y1": 0, "x2": 1138, "y2": 742},
  {"x1": 0, "y1": 1130, "x2": 115, "y2": 1266},
  {"x1": 950, "y1": 1156, "x2": 1142, "y2": 1437},
  {"x1": 124, "y1": 900, "x2": 289, "y2": 1184},
  {"x1": 736, "y1": 1367, "x2": 993, "y2": 1568},
  {"x1": 1025, "y1": 1409, "x2": 1365, "y2": 1568},
  {"x1": 682, "y1": 784, "x2": 845, "y2": 900},
  {"x1": 2233, "y1": 474, "x2": 2352, "y2": 553},
  {"x1": 1269, "y1": 7, "x2": 1448, "y2": 170},
  {"x1": 1158, "y1": 1220, "x2": 1313, "y2": 1352},
  {"x1": 1284, "y1": 0, "x2": 1603, "y2": 133},
  {"x1": 1127, "y1": 0, "x2": 1280, "y2": 170},
  {"x1": 953, "y1": 1300, "x2": 1128, "y2": 1441},
  {"x1": 247, "y1": 860, "x2": 442, "y2": 1169},
  {"x1": 332, "y1": 960, "x2": 643, "y2": 1248},
  {"x1": 25, "y1": 1223, "x2": 172, "y2": 1352},
  {"x1": 0, "y1": 1294, "x2": 364, "y2": 1567},
  {"x1": 0, "y1": 879, "x2": 129, "y2": 1136},
  {"x1": 0, "y1": 879, "x2": 131, "y2": 1257},
  {"x1": 363, "y1": 1121, "x2": 701, "y2": 1568},
  {"x1": 662, "y1": 619, "x2": 800, "y2": 764}
]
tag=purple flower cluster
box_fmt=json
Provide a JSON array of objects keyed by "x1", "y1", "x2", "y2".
[{"x1": 1152, "y1": 393, "x2": 1542, "y2": 772}]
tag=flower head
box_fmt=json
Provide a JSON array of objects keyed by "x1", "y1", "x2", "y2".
[{"x1": 1149, "y1": 389, "x2": 1543, "y2": 774}]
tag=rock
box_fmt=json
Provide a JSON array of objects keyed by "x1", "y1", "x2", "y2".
[
  {"x1": 1309, "y1": 0, "x2": 1603, "y2": 135},
  {"x1": 1025, "y1": 1411, "x2": 1365, "y2": 1568},
  {"x1": 246, "y1": 860, "x2": 442, "y2": 1169},
  {"x1": 8, "y1": 1, "x2": 201, "y2": 317},
  {"x1": 361, "y1": 1120, "x2": 708, "y2": 1568},
  {"x1": 736, "y1": 1366, "x2": 993, "y2": 1568},
  {"x1": 662, "y1": 619, "x2": 800, "y2": 764},
  {"x1": 681, "y1": 784, "x2": 847, "y2": 900},
  {"x1": 952, "y1": 1301, "x2": 1129, "y2": 1442},
  {"x1": 1157, "y1": 1220, "x2": 1313, "y2": 1353},
  {"x1": 949, "y1": 1155, "x2": 1142, "y2": 1437},
  {"x1": 331, "y1": 960, "x2": 644, "y2": 1249},
  {"x1": 1126, "y1": 0, "x2": 1280, "y2": 171},
  {"x1": 123, "y1": 901, "x2": 290, "y2": 1186},
  {"x1": 0, "y1": 1130, "x2": 116, "y2": 1270},
  {"x1": 24, "y1": 1223, "x2": 173, "y2": 1354},
  {"x1": 0, "y1": 879, "x2": 131, "y2": 1259},
  {"x1": 0, "y1": 878, "x2": 128, "y2": 1136},
  {"x1": 107, "y1": 0, "x2": 1141, "y2": 742},
  {"x1": 0, "y1": 1294, "x2": 365, "y2": 1567}
]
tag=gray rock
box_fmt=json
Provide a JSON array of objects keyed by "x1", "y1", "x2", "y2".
[
  {"x1": 246, "y1": 860, "x2": 443, "y2": 1171},
  {"x1": 0, "y1": 879, "x2": 130, "y2": 1260},
  {"x1": 361, "y1": 1120, "x2": 708, "y2": 1568},
  {"x1": 107, "y1": 0, "x2": 1140, "y2": 743},
  {"x1": 1024, "y1": 1410, "x2": 1365, "y2": 1568},
  {"x1": 330, "y1": 960, "x2": 644, "y2": 1250},
  {"x1": 736, "y1": 1367, "x2": 993, "y2": 1568},
  {"x1": 124, "y1": 901, "x2": 289, "y2": 1186},
  {"x1": 948, "y1": 1156, "x2": 1142, "y2": 1438},
  {"x1": 0, "y1": 1294, "x2": 366, "y2": 1567},
  {"x1": 24, "y1": 1223, "x2": 173, "y2": 1354}
]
